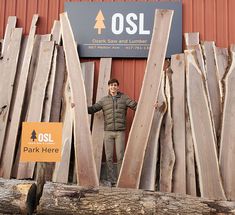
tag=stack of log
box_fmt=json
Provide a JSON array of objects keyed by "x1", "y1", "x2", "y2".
[{"x1": 0, "y1": 9, "x2": 235, "y2": 212}]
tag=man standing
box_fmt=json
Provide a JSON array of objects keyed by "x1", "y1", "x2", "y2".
[{"x1": 88, "y1": 78, "x2": 137, "y2": 185}]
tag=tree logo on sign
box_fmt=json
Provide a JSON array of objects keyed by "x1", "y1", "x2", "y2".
[
  {"x1": 31, "y1": 130, "x2": 37, "y2": 142},
  {"x1": 94, "y1": 10, "x2": 105, "y2": 34}
]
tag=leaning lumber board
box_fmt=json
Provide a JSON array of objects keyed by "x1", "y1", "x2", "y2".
[
  {"x1": 171, "y1": 54, "x2": 186, "y2": 194},
  {"x1": 219, "y1": 45, "x2": 235, "y2": 201},
  {"x1": 0, "y1": 178, "x2": 36, "y2": 214},
  {"x1": 36, "y1": 182, "x2": 235, "y2": 215},
  {"x1": 60, "y1": 12, "x2": 99, "y2": 187},
  {"x1": 49, "y1": 46, "x2": 65, "y2": 122},
  {"x1": 159, "y1": 74, "x2": 175, "y2": 193},
  {"x1": 185, "y1": 50, "x2": 226, "y2": 200},
  {"x1": 117, "y1": 9, "x2": 173, "y2": 189},
  {"x1": 53, "y1": 78, "x2": 73, "y2": 184},
  {"x1": 1, "y1": 15, "x2": 38, "y2": 178},
  {"x1": 17, "y1": 41, "x2": 55, "y2": 179},
  {"x1": 51, "y1": 20, "x2": 61, "y2": 44},
  {"x1": 184, "y1": 32, "x2": 199, "y2": 48},
  {"x1": 201, "y1": 41, "x2": 221, "y2": 137},
  {"x1": 139, "y1": 74, "x2": 166, "y2": 191},
  {"x1": 0, "y1": 28, "x2": 22, "y2": 161},
  {"x1": 92, "y1": 58, "x2": 112, "y2": 179},
  {"x1": 1, "y1": 16, "x2": 17, "y2": 56}
]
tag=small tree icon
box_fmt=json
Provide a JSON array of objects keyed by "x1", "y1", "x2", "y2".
[
  {"x1": 94, "y1": 10, "x2": 105, "y2": 34},
  {"x1": 31, "y1": 130, "x2": 37, "y2": 142}
]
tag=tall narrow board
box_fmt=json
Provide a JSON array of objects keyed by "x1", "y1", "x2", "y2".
[
  {"x1": 171, "y1": 54, "x2": 186, "y2": 194},
  {"x1": 16, "y1": 41, "x2": 54, "y2": 179},
  {"x1": 53, "y1": 78, "x2": 73, "y2": 183},
  {"x1": 202, "y1": 41, "x2": 221, "y2": 137},
  {"x1": 1, "y1": 16, "x2": 17, "y2": 56},
  {"x1": 60, "y1": 12, "x2": 99, "y2": 187},
  {"x1": 185, "y1": 50, "x2": 226, "y2": 200},
  {"x1": 219, "y1": 46, "x2": 235, "y2": 201},
  {"x1": 1, "y1": 15, "x2": 38, "y2": 178},
  {"x1": 0, "y1": 28, "x2": 22, "y2": 161},
  {"x1": 159, "y1": 74, "x2": 175, "y2": 192},
  {"x1": 117, "y1": 9, "x2": 173, "y2": 189},
  {"x1": 92, "y1": 58, "x2": 112, "y2": 179},
  {"x1": 139, "y1": 74, "x2": 166, "y2": 191},
  {"x1": 184, "y1": 32, "x2": 199, "y2": 48}
]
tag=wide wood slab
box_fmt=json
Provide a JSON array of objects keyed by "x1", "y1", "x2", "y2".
[{"x1": 117, "y1": 9, "x2": 174, "y2": 189}]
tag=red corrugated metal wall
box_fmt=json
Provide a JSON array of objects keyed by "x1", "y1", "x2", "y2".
[{"x1": 1, "y1": 0, "x2": 235, "y2": 136}]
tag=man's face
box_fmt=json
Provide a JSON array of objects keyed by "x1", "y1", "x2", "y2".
[{"x1": 108, "y1": 82, "x2": 119, "y2": 95}]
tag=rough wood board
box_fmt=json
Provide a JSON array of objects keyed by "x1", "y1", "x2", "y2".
[
  {"x1": 219, "y1": 48, "x2": 235, "y2": 201},
  {"x1": 139, "y1": 75, "x2": 166, "y2": 191},
  {"x1": 17, "y1": 41, "x2": 54, "y2": 179},
  {"x1": 2, "y1": 15, "x2": 38, "y2": 178},
  {"x1": 92, "y1": 58, "x2": 112, "y2": 179},
  {"x1": 1, "y1": 16, "x2": 17, "y2": 56},
  {"x1": 159, "y1": 75, "x2": 175, "y2": 193},
  {"x1": 60, "y1": 12, "x2": 98, "y2": 187},
  {"x1": 202, "y1": 41, "x2": 221, "y2": 137},
  {"x1": 53, "y1": 78, "x2": 73, "y2": 183},
  {"x1": 0, "y1": 28, "x2": 22, "y2": 162},
  {"x1": 117, "y1": 9, "x2": 173, "y2": 189},
  {"x1": 171, "y1": 54, "x2": 186, "y2": 194},
  {"x1": 184, "y1": 32, "x2": 199, "y2": 48},
  {"x1": 185, "y1": 50, "x2": 226, "y2": 200},
  {"x1": 51, "y1": 20, "x2": 61, "y2": 45}
]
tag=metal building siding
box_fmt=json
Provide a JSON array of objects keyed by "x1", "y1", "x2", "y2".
[{"x1": 1, "y1": 0, "x2": 235, "y2": 133}]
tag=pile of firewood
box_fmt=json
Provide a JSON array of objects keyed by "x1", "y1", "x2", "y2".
[{"x1": 0, "y1": 9, "x2": 235, "y2": 210}]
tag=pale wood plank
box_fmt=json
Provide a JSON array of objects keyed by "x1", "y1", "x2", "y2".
[
  {"x1": 60, "y1": 12, "x2": 99, "y2": 187},
  {"x1": 0, "y1": 28, "x2": 22, "y2": 177},
  {"x1": 185, "y1": 50, "x2": 226, "y2": 200},
  {"x1": 2, "y1": 15, "x2": 38, "y2": 178},
  {"x1": 17, "y1": 41, "x2": 55, "y2": 179},
  {"x1": 91, "y1": 58, "x2": 112, "y2": 179},
  {"x1": 139, "y1": 74, "x2": 166, "y2": 191},
  {"x1": 1, "y1": 16, "x2": 17, "y2": 56},
  {"x1": 51, "y1": 20, "x2": 61, "y2": 45},
  {"x1": 201, "y1": 41, "x2": 221, "y2": 137},
  {"x1": 171, "y1": 54, "x2": 186, "y2": 194},
  {"x1": 219, "y1": 46, "x2": 235, "y2": 201},
  {"x1": 117, "y1": 9, "x2": 174, "y2": 189},
  {"x1": 184, "y1": 32, "x2": 199, "y2": 48},
  {"x1": 52, "y1": 77, "x2": 72, "y2": 183},
  {"x1": 159, "y1": 74, "x2": 175, "y2": 193}
]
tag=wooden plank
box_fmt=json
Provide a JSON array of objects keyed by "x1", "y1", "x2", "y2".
[
  {"x1": 0, "y1": 28, "x2": 22, "y2": 176},
  {"x1": 1, "y1": 16, "x2": 17, "y2": 56},
  {"x1": 139, "y1": 74, "x2": 166, "y2": 191},
  {"x1": 49, "y1": 46, "x2": 65, "y2": 122},
  {"x1": 60, "y1": 12, "x2": 99, "y2": 187},
  {"x1": 16, "y1": 41, "x2": 55, "y2": 179},
  {"x1": 117, "y1": 9, "x2": 173, "y2": 189},
  {"x1": 52, "y1": 78, "x2": 72, "y2": 183},
  {"x1": 51, "y1": 20, "x2": 61, "y2": 45},
  {"x1": 42, "y1": 46, "x2": 58, "y2": 122},
  {"x1": 185, "y1": 49, "x2": 226, "y2": 200},
  {"x1": 201, "y1": 41, "x2": 221, "y2": 137},
  {"x1": 91, "y1": 58, "x2": 112, "y2": 179},
  {"x1": 184, "y1": 32, "x2": 198, "y2": 197},
  {"x1": 214, "y1": 47, "x2": 229, "y2": 101},
  {"x1": 219, "y1": 45, "x2": 235, "y2": 201},
  {"x1": 2, "y1": 15, "x2": 38, "y2": 178},
  {"x1": 171, "y1": 54, "x2": 186, "y2": 194},
  {"x1": 184, "y1": 32, "x2": 199, "y2": 48},
  {"x1": 159, "y1": 74, "x2": 175, "y2": 193}
]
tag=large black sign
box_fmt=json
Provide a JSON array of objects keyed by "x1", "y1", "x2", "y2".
[{"x1": 65, "y1": 2, "x2": 182, "y2": 58}]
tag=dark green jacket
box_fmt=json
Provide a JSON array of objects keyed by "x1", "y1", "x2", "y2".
[{"x1": 88, "y1": 92, "x2": 137, "y2": 131}]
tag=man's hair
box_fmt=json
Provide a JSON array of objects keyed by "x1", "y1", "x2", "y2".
[{"x1": 108, "y1": 78, "x2": 119, "y2": 86}]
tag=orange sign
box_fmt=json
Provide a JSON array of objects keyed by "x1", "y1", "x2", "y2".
[{"x1": 20, "y1": 122, "x2": 62, "y2": 162}]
